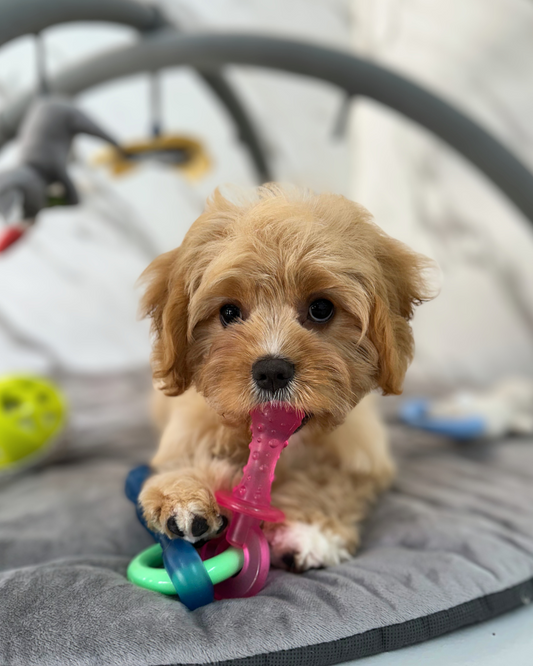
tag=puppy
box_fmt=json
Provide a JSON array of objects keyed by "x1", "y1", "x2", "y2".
[{"x1": 138, "y1": 185, "x2": 433, "y2": 572}]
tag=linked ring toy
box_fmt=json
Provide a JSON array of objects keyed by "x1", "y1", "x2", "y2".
[
  {"x1": 127, "y1": 542, "x2": 244, "y2": 596},
  {"x1": 126, "y1": 403, "x2": 303, "y2": 610}
]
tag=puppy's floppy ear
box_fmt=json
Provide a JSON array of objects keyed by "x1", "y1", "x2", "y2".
[
  {"x1": 139, "y1": 248, "x2": 191, "y2": 396},
  {"x1": 368, "y1": 233, "x2": 435, "y2": 395}
]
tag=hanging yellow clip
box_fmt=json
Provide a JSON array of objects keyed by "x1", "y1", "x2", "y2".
[{"x1": 93, "y1": 135, "x2": 211, "y2": 181}]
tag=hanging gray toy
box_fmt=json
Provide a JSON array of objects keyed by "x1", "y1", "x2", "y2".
[{"x1": 0, "y1": 96, "x2": 118, "y2": 252}]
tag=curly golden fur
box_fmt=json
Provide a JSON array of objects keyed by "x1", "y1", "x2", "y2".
[{"x1": 138, "y1": 185, "x2": 434, "y2": 571}]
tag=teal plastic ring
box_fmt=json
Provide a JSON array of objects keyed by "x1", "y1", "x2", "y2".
[{"x1": 127, "y1": 543, "x2": 245, "y2": 596}]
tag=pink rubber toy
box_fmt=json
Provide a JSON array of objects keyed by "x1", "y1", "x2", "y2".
[{"x1": 201, "y1": 403, "x2": 303, "y2": 599}]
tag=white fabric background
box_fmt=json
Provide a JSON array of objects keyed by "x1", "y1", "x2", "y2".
[
  {"x1": 0, "y1": 0, "x2": 350, "y2": 376},
  {"x1": 349, "y1": 0, "x2": 533, "y2": 388},
  {"x1": 1, "y1": 0, "x2": 532, "y2": 391}
]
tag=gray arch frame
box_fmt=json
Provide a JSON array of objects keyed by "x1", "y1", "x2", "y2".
[
  {"x1": 0, "y1": 0, "x2": 166, "y2": 43},
  {"x1": 0, "y1": 0, "x2": 271, "y2": 182},
  {"x1": 2, "y1": 30, "x2": 533, "y2": 223}
]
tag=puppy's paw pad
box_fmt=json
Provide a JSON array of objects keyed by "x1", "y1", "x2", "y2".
[
  {"x1": 164, "y1": 507, "x2": 226, "y2": 544},
  {"x1": 167, "y1": 516, "x2": 185, "y2": 537},
  {"x1": 191, "y1": 516, "x2": 209, "y2": 537},
  {"x1": 266, "y1": 521, "x2": 352, "y2": 572}
]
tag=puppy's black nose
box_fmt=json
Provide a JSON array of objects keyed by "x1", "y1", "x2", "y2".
[{"x1": 252, "y1": 357, "x2": 295, "y2": 394}]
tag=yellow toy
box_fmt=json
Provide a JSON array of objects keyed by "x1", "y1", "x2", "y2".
[{"x1": 0, "y1": 375, "x2": 66, "y2": 472}]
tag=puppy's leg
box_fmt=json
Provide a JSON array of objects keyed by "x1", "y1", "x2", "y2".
[
  {"x1": 265, "y1": 396, "x2": 394, "y2": 571},
  {"x1": 139, "y1": 389, "x2": 246, "y2": 543},
  {"x1": 265, "y1": 471, "x2": 382, "y2": 571}
]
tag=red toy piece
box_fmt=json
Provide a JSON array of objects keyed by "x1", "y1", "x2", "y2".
[{"x1": 0, "y1": 224, "x2": 27, "y2": 252}]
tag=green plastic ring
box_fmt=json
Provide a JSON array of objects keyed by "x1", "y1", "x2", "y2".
[{"x1": 127, "y1": 543, "x2": 245, "y2": 596}]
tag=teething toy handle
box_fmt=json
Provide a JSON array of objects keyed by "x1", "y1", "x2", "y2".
[
  {"x1": 201, "y1": 517, "x2": 270, "y2": 599},
  {"x1": 202, "y1": 404, "x2": 303, "y2": 599}
]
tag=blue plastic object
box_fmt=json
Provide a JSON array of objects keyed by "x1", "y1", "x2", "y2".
[
  {"x1": 399, "y1": 398, "x2": 487, "y2": 440},
  {"x1": 125, "y1": 465, "x2": 215, "y2": 610}
]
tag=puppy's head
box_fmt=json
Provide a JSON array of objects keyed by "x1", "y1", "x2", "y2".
[{"x1": 141, "y1": 186, "x2": 435, "y2": 431}]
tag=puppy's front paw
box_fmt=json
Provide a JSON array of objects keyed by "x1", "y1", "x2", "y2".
[
  {"x1": 139, "y1": 472, "x2": 228, "y2": 544},
  {"x1": 265, "y1": 521, "x2": 354, "y2": 572}
]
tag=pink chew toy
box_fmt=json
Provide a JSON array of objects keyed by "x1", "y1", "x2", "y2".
[{"x1": 201, "y1": 403, "x2": 303, "y2": 599}]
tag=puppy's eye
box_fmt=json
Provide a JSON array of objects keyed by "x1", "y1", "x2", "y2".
[
  {"x1": 308, "y1": 299, "x2": 334, "y2": 323},
  {"x1": 220, "y1": 304, "x2": 242, "y2": 326}
]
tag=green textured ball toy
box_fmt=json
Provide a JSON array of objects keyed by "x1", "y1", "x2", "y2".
[{"x1": 0, "y1": 375, "x2": 66, "y2": 472}]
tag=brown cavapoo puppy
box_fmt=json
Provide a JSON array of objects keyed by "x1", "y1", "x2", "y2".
[{"x1": 138, "y1": 185, "x2": 434, "y2": 572}]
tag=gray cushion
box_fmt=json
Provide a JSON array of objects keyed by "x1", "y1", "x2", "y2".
[{"x1": 1, "y1": 420, "x2": 533, "y2": 666}]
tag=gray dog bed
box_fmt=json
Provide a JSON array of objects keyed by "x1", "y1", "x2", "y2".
[{"x1": 1, "y1": 410, "x2": 533, "y2": 666}]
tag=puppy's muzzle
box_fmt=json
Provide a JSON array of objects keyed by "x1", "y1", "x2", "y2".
[{"x1": 252, "y1": 356, "x2": 295, "y2": 395}]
